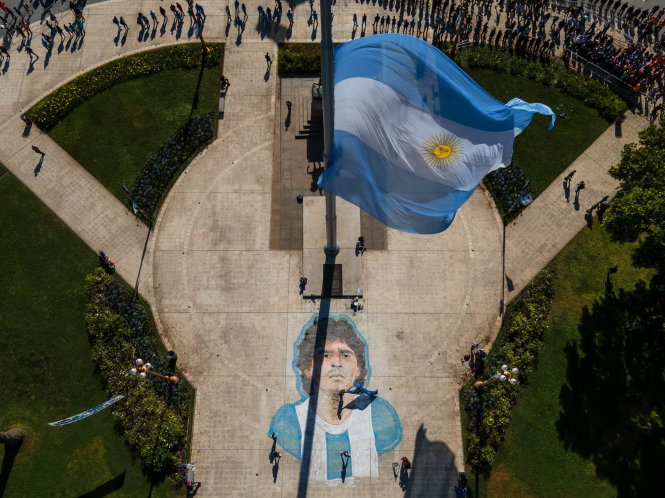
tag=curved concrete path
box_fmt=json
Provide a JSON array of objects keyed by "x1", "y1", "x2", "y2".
[{"x1": 0, "y1": 0, "x2": 649, "y2": 496}]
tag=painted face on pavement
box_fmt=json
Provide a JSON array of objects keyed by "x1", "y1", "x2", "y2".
[{"x1": 306, "y1": 339, "x2": 360, "y2": 395}]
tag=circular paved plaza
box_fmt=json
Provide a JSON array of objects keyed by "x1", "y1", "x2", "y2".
[{"x1": 0, "y1": 0, "x2": 649, "y2": 495}]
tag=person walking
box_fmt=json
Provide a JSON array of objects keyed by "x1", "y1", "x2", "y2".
[
  {"x1": 575, "y1": 181, "x2": 585, "y2": 193},
  {"x1": 159, "y1": 6, "x2": 167, "y2": 21},
  {"x1": 32, "y1": 145, "x2": 45, "y2": 155},
  {"x1": 299, "y1": 276, "x2": 307, "y2": 295},
  {"x1": 119, "y1": 16, "x2": 129, "y2": 31},
  {"x1": 265, "y1": 52, "x2": 272, "y2": 68}
]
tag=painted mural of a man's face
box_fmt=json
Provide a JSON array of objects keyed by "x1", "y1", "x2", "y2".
[
  {"x1": 306, "y1": 338, "x2": 361, "y2": 395},
  {"x1": 295, "y1": 316, "x2": 368, "y2": 396}
]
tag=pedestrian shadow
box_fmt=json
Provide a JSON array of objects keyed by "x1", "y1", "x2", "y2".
[
  {"x1": 614, "y1": 115, "x2": 624, "y2": 137},
  {"x1": 120, "y1": 30, "x2": 128, "y2": 46},
  {"x1": 264, "y1": 68, "x2": 271, "y2": 81},
  {"x1": 311, "y1": 26, "x2": 318, "y2": 40},
  {"x1": 43, "y1": 48, "x2": 53, "y2": 69},
  {"x1": 34, "y1": 155, "x2": 44, "y2": 176},
  {"x1": 22, "y1": 119, "x2": 33, "y2": 137},
  {"x1": 3, "y1": 58, "x2": 11, "y2": 74},
  {"x1": 563, "y1": 179, "x2": 570, "y2": 202},
  {"x1": 340, "y1": 453, "x2": 349, "y2": 483}
]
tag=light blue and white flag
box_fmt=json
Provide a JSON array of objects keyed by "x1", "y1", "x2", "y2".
[
  {"x1": 318, "y1": 34, "x2": 555, "y2": 234},
  {"x1": 48, "y1": 395, "x2": 125, "y2": 427}
]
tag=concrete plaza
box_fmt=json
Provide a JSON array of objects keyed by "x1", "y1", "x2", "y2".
[{"x1": 0, "y1": 0, "x2": 649, "y2": 495}]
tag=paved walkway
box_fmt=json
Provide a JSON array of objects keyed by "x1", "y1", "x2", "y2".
[
  {"x1": 0, "y1": 0, "x2": 651, "y2": 496},
  {"x1": 505, "y1": 112, "x2": 647, "y2": 298}
]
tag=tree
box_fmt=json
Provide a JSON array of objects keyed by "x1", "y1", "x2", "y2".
[
  {"x1": 0, "y1": 428, "x2": 23, "y2": 448},
  {"x1": 605, "y1": 117, "x2": 665, "y2": 273}
]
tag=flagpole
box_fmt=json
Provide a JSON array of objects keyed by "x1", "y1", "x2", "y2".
[{"x1": 321, "y1": 0, "x2": 339, "y2": 255}]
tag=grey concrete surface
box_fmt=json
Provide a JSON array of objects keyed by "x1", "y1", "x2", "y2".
[{"x1": 0, "y1": 0, "x2": 652, "y2": 495}]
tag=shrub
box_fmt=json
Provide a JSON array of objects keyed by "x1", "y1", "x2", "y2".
[
  {"x1": 129, "y1": 114, "x2": 215, "y2": 220},
  {"x1": 483, "y1": 162, "x2": 530, "y2": 223},
  {"x1": 86, "y1": 268, "x2": 193, "y2": 474},
  {"x1": 29, "y1": 44, "x2": 223, "y2": 130},
  {"x1": 453, "y1": 46, "x2": 627, "y2": 121},
  {"x1": 278, "y1": 43, "x2": 321, "y2": 76},
  {"x1": 461, "y1": 268, "x2": 555, "y2": 476}
]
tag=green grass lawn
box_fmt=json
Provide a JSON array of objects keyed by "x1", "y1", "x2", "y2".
[
  {"x1": 466, "y1": 68, "x2": 610, "y2": 197},
  {"x1": 484, "y1": 225, "x2": 653, "y2": 497},
  {"x1": 49, "y1": 66, "x2": 220, "y2": 202},
  {"x1": 0, "y1": 168, "x2": 178, "y2": 497}
]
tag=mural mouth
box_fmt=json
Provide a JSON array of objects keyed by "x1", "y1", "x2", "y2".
[{"x1": 328, "y1": 373, "x2": 345, "y2": 379}]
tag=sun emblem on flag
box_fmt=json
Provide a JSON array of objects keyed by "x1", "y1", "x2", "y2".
[{"x1": 421, "y1": 134, "x2": 463, "y2": 168}]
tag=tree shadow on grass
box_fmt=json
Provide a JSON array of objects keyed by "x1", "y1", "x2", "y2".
[
  {"x1": 76, "y1": 471, "x2": 126, "y2": 497},
  {"x1": 0, "y1": 435, "x2": 23, "y2": 496},
  {"x1": 557, "y1": 274, "x2": 665, "y2": 497}
]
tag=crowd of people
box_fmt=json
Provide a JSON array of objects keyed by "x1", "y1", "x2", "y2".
[
  {"x1": 0, "y1": 0, "x2": 663, "y2": 108},
  {"x1": 1, "y1": 0, "x2": 87, "y2": 64},
  {"x1": 351, "y1": 0, "x2": 663, "y2": 105}
]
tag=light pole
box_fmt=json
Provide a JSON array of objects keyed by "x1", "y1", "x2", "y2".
[
  {"x1": 474, "y1": 364, "x2": 519, "y2": 389},
  {"x1": 130, "y1": 358, "x2": 180, "y2": 385}
]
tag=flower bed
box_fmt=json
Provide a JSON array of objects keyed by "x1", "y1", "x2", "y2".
[
  {"x1": 86, "y1": 268, "x2": 193, "y2": 474},
  {"x1": 482, "y1": 162, "x2": 530, "y2": 223},
  {"x1": 129, "y1": 114, "x2": 215, "y2": 221},
  {"x1": 461, "y1": 268, "x2": 555, "y2": 476},
  {"x1": 29, "y1": 44, "x2": 223, "y2": 131}
]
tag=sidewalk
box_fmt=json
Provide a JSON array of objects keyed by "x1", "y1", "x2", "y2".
[{"x1": 504, "y1": 112, "x2": 647, "y2": 299}]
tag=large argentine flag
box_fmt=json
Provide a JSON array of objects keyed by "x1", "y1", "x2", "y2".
[{"x1": 317, "y1": 34, "x2": 555, "y2": 234}]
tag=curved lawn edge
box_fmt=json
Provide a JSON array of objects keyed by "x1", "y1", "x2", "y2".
[{"x1": 28, "y1": 43, "x2": 223, "y2": 131}]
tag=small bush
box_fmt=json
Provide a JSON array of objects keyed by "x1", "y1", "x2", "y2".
[
  {"x1": 129, "y1": 114, "x2": 215, "y2": 220},
  {"x1": 29, "y1": 44, "x2": 223, "y2": 131},
  {"x1": 483, "y1": 162, "x2": 530, "y2": 223},
  {"x1": 461, "y1": 268, "x2": 555, "y2": 476},
  {"x1": 278, "y1": 43, "x2": 321, "y2": 76},
  {"x1": 86, "y1": 268, "x2": 193, "y2": 474}
]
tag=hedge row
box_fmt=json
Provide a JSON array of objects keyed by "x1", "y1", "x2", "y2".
[
  {"x1": 130, "y1": 114, "x2": 215, "y2": 221},
  {"x1": 29, "y1": 43, "x2": 223, "y2": 130},
  {"x1": 86, "y1": 269, "x2": 193, "y2": 474},
  {"x1": 277, "y1": 43, "x2": 626, "y2": 121},
  {"x1": 455, "y1": 46, "x2": 627, "y2": 121},
  {"x1": 461, "y1": 268, "x2": 555, "y2": 476},
  {"x1": 278, "y1": 43, "x2": 321, "y2": 76}
]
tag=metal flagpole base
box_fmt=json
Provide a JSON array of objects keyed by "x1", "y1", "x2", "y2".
[{"x1": 324, "y1": 245, "x2": 340, "y2": 256}]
